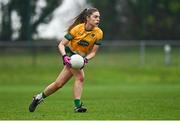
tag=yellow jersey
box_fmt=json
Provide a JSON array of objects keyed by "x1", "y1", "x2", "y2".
[{"x1": 64, "y1": 23, "x2": 103, "y2": 56}]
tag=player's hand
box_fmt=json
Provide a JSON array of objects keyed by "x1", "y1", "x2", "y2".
[
  {"x1": 62, "y1": 55, "x2": 71, "y2": 67},
  {"x1": 84, "y1": 57, "x2": 88, "y2": 64},
  {"x1": 80, "y1": 58, "x2": 88, "y2": 69}
]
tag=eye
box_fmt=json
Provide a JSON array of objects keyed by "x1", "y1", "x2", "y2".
[{"x1": 94, "y1": 15, "x2": 100, "y2": 19}]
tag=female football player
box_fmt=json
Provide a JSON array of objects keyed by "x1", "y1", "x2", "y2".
[{"x1": 29, "y1": 7, "x2": 103, "y2": 113}]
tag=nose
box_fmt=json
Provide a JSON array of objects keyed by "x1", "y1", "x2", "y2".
[
  {"x1": 97, "y1": 17, "x2": 100, "y2": 22},
  {"x1": 98, "y1": 17, "x2": 100, "y2": 21}
]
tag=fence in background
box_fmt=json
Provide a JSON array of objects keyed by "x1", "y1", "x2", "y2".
[
  {"x1": 0, "y1": 40, "x2": 180, "y2": 66},
  {"x1": 103, "y1": 40, "x2": 180, "y2": 66}
]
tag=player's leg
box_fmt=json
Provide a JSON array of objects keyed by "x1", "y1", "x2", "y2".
[
  {"x1": 29, "y1": 66, "x2": 73, "y2": 112},
  {"x1": 43, "y1": 66, "x2": 73, "y2": 96},
  {"x1": 70, "y1": 68, "x2": 87, "y2": 112}
]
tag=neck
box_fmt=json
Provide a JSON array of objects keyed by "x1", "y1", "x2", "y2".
[{"x1": 85, "y1": 23, "x2": 94, "y2": 31}]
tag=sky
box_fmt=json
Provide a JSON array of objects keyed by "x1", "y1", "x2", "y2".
[{"x1": 37, "y1": 0, "x2": 89, "y2": 39}]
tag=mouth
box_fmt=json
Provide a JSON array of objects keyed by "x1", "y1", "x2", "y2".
[{"x1": 95, "y1": 22, "x2": 99, "y2": 26}]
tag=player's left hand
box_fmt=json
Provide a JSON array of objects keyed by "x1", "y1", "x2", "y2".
[
  {"x1": 80, "y1": 58, "x2": 88, "y2": 69},
  {"x1": 84, "y1": 58, "x2": 88, "y2": 64}
]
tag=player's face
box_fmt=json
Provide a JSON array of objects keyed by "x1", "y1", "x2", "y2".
[{"x1": 87, "y1": 11, "x2": 100, "y2": 27}]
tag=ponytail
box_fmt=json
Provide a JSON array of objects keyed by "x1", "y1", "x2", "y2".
[{"x1": 68, "y1": 8, "x2": 99, "y2": 32}]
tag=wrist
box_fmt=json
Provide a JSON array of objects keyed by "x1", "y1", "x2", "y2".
[
  {"x1": 62, "y1": 54, "x2": 67, "y2": 58},
  {"x1": 84, "y1": 57, "x2": 88, "y2": 63}
]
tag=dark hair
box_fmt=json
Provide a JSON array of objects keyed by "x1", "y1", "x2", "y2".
[{"x1": 68, "y1": 8, "x2": 99, "y2": 32}]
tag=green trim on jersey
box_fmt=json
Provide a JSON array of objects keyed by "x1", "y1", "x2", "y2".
[
  {"x1": 65, "y1": 46, "x2": 75, "y2": 56},
  {"x1": 64, "y1": 33, "x2": 74, "y2": 40},
  {"x1": 95, "y1": 40, "x2": 102, "y2": 45}
]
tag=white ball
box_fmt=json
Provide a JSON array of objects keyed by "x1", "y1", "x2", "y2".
[{"x1": 70, "y1": 54, "x2": 84, "y2": 69}]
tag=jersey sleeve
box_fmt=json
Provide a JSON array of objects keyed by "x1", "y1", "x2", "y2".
[
  {"x1": 64, "y1": 25, "x2": 79, "y2": 40},
  {"x1": 94, "y1": 29, "x2": 103, "y2": 45}
]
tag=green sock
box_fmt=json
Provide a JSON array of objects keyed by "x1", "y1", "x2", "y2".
[{"x1": 74, "y1": 99, "x2": 81, "y2": 107}]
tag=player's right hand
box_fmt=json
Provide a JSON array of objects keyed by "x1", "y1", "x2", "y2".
[{"x1": 62, "y1": 55, "x2": 71, "y2": 67}]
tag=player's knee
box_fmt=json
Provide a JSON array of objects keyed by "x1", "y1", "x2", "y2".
[{"x1": 77, "y1": 75, "x2": 84, "y2": 82}]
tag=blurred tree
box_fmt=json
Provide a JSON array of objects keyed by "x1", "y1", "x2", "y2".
[
  {"x1": 88, "y1": 0, "x2": 121, "y2": 40},
  {"x1": 0, "y1": 1, "x2": 13, "y2": 41},
  {"x1": 1, "y1": 0, "x2": 179, "y2": 41},
  {"x1": 0, "y1": 0, "x2": 62, "y2": 41},
  {"x1": 147, "y1": 0, "x2": 180, "y2": 40},
  {"x1": 89, "y1": 0, "x2": 180, "y2": 40}
]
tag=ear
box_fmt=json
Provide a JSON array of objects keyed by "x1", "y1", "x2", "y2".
[{"x1": 86, "y1": 16, "x2": 90, "y2": 21}]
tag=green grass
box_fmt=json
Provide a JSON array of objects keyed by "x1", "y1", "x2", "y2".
[{"x1": 0, "y1": 50, "x2": 180, "y2": 120}]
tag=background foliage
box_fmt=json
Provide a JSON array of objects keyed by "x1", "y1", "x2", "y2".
[
  {"x1": 0, "y1": 0, "x2": 180, "y2": 41},
  {"x1": 0, "y1": 0, "x2": 62, "y2": 41},
  {"x1": 89, "y1": 0, "x2": 180, "y2": 40}
]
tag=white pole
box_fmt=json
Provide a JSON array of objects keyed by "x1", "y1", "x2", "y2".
[{"x1": 164, "y1": 44, "x2": 171, "y2": 66}]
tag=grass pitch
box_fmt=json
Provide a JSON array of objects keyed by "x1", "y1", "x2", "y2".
[{"x1": 0, "y1": 50, "x2": 180, "y2": 120}]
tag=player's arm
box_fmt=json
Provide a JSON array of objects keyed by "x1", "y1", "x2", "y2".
[
  {"x1": 85, "y1": 45, "x2": 99, "y2": 60},
  {"x1": 58, "y1": 38, "x2": 69, "y2": 56},
  {"x1": 85, "y1": 31, "x2": 103, "y2": 60},
  {"x1": 58, "y1": 38, "x2": 72, "y2": 66},
  {"x1": 59, "y1": 25, "x2": 77, "y2": 56}
]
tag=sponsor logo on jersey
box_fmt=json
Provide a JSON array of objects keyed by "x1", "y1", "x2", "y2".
[{"x1": 77, "y1": 40, "x2": 89, "y2": 46}]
